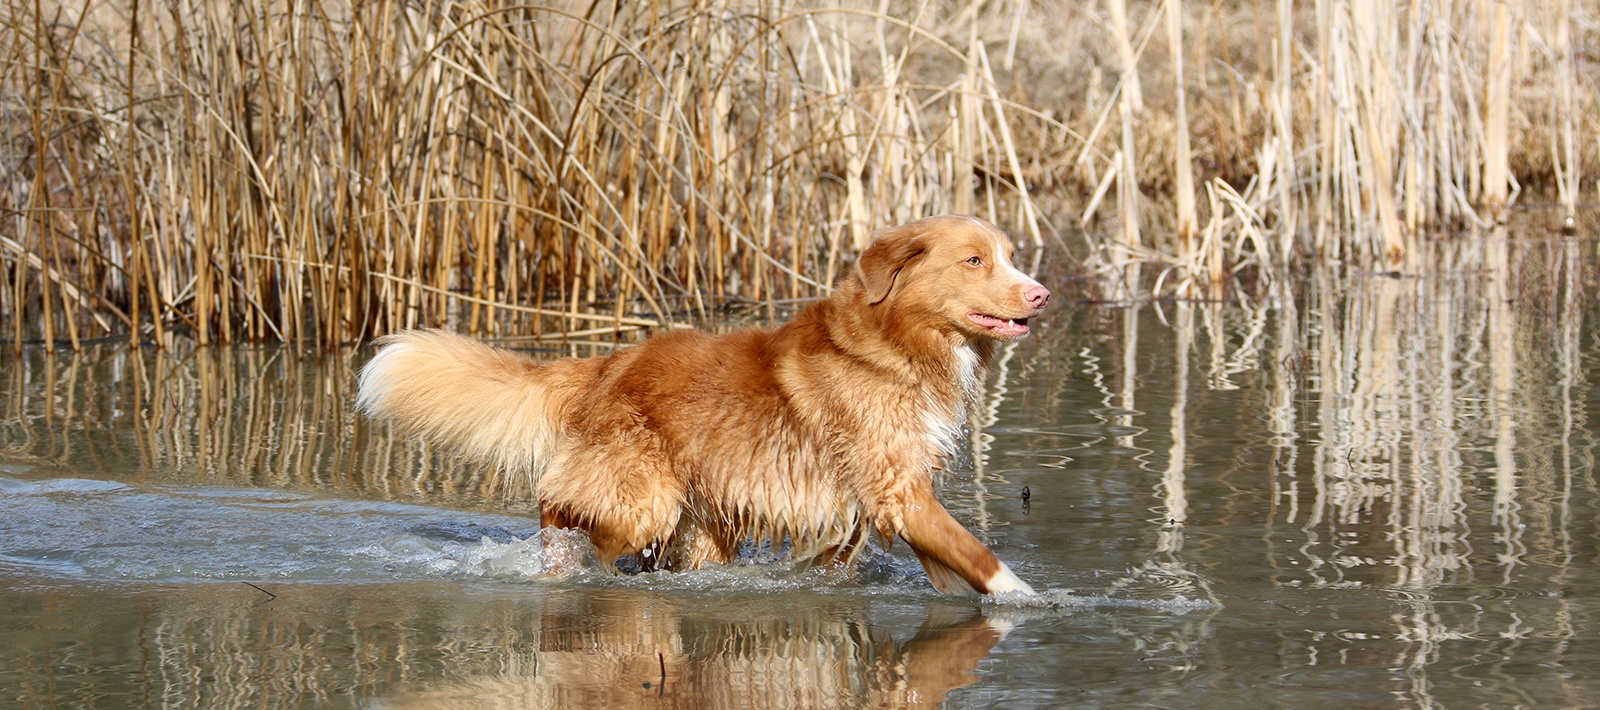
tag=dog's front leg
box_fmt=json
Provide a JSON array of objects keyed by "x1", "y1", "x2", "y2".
[{"x1": 897, "y1": 482, "x2": 1036, "y2": 596}]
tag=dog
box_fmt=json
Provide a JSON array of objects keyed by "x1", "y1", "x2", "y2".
[{"x1": 357, "y1": 215, "x2": 1048, "y2": 595}]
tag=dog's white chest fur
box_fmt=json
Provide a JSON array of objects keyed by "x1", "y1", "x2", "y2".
[{"x1": 921, "y1": 343, "x2": 981, "y2": 460}]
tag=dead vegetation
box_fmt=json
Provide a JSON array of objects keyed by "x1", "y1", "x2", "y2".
[{"x1": 3, "y1": 0, "x2": 1596, "y2": 349}]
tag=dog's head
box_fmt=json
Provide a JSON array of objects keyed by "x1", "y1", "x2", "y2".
[{"x1": 855, "y1": 215, "x2": 1049, "y2": 341}]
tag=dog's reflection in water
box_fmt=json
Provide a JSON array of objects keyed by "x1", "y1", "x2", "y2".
[{"x1": 383, "y1": 590, "x2": 1013, "y2": 709}]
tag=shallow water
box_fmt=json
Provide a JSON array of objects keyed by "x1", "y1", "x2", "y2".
[{"x1": 5, "y1": 235, "x2": 1600, "y2": 708}]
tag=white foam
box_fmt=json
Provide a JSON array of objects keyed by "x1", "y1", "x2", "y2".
[{"x1": 451, "y1": 528, "x2": 597, "y2": 579}]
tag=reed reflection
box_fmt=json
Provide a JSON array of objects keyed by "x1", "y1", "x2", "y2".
[
  {"x1": 1159, "y1": 302, "x2": 1193, "y2": 556},
  {"x1": 1042, "y1": 227, "x2": 1599, "y2": 705},
  {"x1": 2, "y1": 340, "x2": 625, "y2": 512},
  {"x1": 1116, "y1": 231, "x2": 1599, "y2": 707},
  {"x1": 2, "y1": 583, "x2": 1018, "y2": 710},
  {"x1": 1270, "y1": 231, "x2": 1596, "y2": 593}
]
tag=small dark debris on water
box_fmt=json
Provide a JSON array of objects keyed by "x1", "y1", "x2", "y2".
[
  {"x1": 243, "y1": 581, "x2": 277, "y2": 601},
  {"x1": 1022, "y1": 486, "x2": 1031, "y2": 515},
  {"x1": 646, "y1": 652, "x2": 665, "y2": 696}
]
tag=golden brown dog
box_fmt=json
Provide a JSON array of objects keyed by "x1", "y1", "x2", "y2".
[{"x1": 357, "y1": 215, "x2": 1048, "y2": 595}]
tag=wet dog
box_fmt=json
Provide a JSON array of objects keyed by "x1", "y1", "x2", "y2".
[{"x1": 357, "y1": 215, "x2": 1048, "y2": 594}]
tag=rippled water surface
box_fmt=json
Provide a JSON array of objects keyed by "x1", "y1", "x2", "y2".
[{"x1": 5, "y1": 235, "x2": 1600, "y2": 708}]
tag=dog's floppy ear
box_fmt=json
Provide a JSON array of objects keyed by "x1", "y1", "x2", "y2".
[{"x1": 856, "y1": 225, "x2": 928, "y2": 305}]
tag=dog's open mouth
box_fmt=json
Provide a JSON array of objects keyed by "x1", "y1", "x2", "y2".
[{"x1": 967, "y1": 312, "x2": 1031, "y2": 338}]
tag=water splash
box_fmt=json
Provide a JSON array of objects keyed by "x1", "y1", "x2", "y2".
[
  {"x1": 0, "y1": 474, "x2": 1221, "y2": 616},
  {"x1": 985, "y1": 560, "x2": 1224, "y2": 615},
  {"x1": 0, "y1": 475, "x2": 543, "y2": 585}
]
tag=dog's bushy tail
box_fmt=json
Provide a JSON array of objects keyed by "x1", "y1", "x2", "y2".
[{"x1": 357, "y1": 329, "x2": 571, "y2": 476}]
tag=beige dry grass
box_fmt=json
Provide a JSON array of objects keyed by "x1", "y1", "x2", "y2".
[{"x1": 3, "y1": 0, "x2": 1596, "y2": 348}]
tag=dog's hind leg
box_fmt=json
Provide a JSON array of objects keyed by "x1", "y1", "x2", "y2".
[
  {"x1": 896, "y1": 482, "x2": 1035, "y2": 596},
  {"x1": 536, "y1": 444, "x2": 686, "y2": 570},
  {"x1": 539, "y1": 497, "x2": 680, "y2": 571},
  {"x1": 660, "y1": 513, "x2": 737, "y2": 571}
]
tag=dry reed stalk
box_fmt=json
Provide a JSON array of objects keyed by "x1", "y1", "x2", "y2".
[
  {"x1": 1399, "y1": 0, "x2": 1420, "y2": 234},
  {"x1": 1554, "y1": 0, "x2": 1578, "y2": 227},
  {"x1": 23, "y1": 0, "x2": 54, "y2": 352},
  {"x1": 951, "y1": 28, "x2": 979, "y2": 219},
  {"x1": 1203, "y1": 181, "x2": 1226, "y2": 286},
  {"x1": 975, "y1": 43, "x2": 1041, "y2": 247},
  {"x1": 1351, "y1": 0, "x2": 1406, "y2": 267},
  {"x1": 810, "y1": 15, "x2": 869, "y2": 253},
  {"x1": 1272, "y1": 0, "x2": 1294, "y2": 249},
  {"x1": 1311, "y1": 0, "x2": 1335, "y2": 257},
  {"x1": 1107, "y1": 0, "x2": 1143, "y2": 113},
  {"x1": 1117, "y1": 125, "x2": 1142, "y2": 261},
  {"x1": 1165, "y1": 0, "x2": 1197, "y2": 256},
  {"x1": 1482, "y1": 0, "x2": 1514, "y2": 220},
  {"x1": 1109, "y1": 0, "x2": 1142, "y2": 254}
]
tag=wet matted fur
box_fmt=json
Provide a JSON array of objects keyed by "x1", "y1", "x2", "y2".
[{"x1": 357, "y1": 215, "x2": 1050, "y2": 594}]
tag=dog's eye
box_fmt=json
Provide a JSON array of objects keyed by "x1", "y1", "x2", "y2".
[{"x1": 965, "y1": 256, "x2": 983, "y2": 267}]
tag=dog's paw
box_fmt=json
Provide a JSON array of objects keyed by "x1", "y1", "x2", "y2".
[{"x1": 984, "y1": 563, "x2": 1037, "y2": 596}]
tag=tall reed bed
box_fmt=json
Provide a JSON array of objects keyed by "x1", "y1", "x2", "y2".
[
  {"x1": 2, "y1": 0, "x2": 1596, "y2": 348},
  {"x1": 1065, "y1": 0, "x2": 1598, "y2": 297},
  {"x1": 3, "y1": 0, "x2": 1052, "y2": 349}
]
